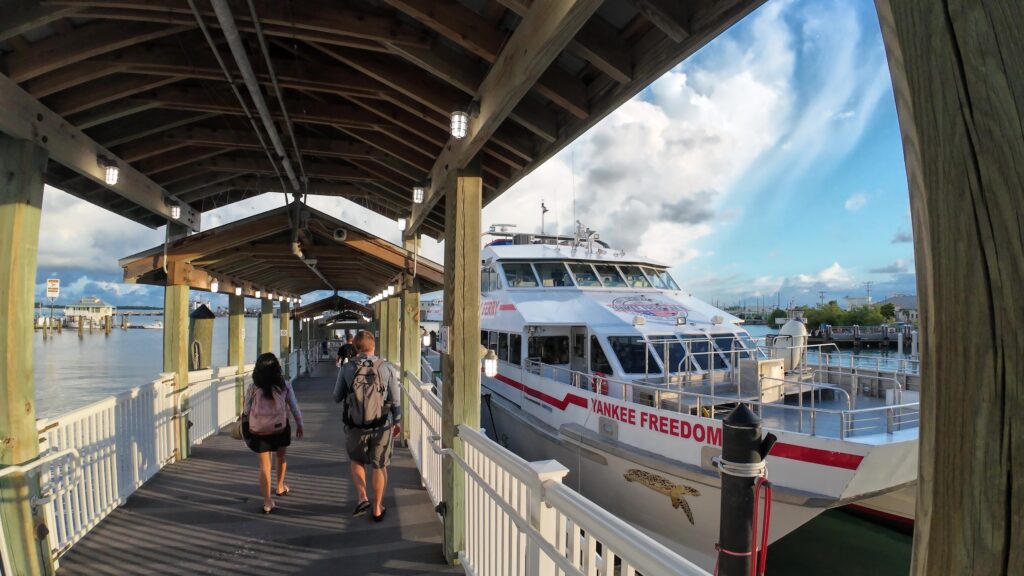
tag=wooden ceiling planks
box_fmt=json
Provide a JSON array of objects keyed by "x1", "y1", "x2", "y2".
[{"x1": 2, "y1": 0, "x2": 764, "y2": 242}]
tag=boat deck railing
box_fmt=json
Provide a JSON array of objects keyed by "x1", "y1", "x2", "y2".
[
  {"x1": 402, "y1": 370, "x2": 709, "y2": 576},
  {"x1": 522, "y1": 360, "x2": 920, "y2": 440}
]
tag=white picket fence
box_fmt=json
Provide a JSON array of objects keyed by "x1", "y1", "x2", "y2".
[
  {"x1": 30, "y1": 363, "x2": 255, "y2": 564},
  {"x1": 402, "y1": 371, "x2": 710, "y2": 576}
]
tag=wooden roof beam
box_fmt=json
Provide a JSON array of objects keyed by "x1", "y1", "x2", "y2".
[
  {"x1": 1, "y1": 20, "x2": 189, "y2": 82},
  {"x1": 495, "y1": 0, "x2": 632, "y2": 84},
  {"x1": 87, "y1": 110, "x2": 219, "y2": 147},
  {"x1": 383, "y1": 0, "x2": 590, "y2": 118},
  {"x1": 162, "y1": 127, "x2": 386, "y2": 160},
  {"x1": 45, "y1": 74, "x2": 185, "y2": 116},
  {"x1": 142, "y1": 85, "x2": 380, "y2": 129},
  {"x1": 43, "y1": 0, "x2": 430, "y2": 47},
  {"x1": 194, "y1": 156, "x2": 379, "y2": 182},
  {"x1": 627, "y1": 0, "x2": 692, "y2": 42},
  {"x1": 0, "y1": 72, "x2": 198, "y2": 229},
  {"x1": 0, "y1": 0, "x2": 82, "y2": 42},
  {"x1": 308, "y1": 42, "x2": 557, "y2": 143},
  {"x1": 68, "y1": 99, "x2": 161, "y2": 130},
  {"x1": 410, "y1": 0, "x2": 602, "y2": 233}
]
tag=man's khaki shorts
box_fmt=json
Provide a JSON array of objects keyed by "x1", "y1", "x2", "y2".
[{"x1": 345, "y1": 425, "x2": 393, "y2": 469}]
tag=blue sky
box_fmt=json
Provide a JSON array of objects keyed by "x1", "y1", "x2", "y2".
[{"x1": 33, "y1": 0, "x2": 915, "y2": 310}]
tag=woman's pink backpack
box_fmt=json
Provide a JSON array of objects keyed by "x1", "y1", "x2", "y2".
[{"x1": 249, "y1": 385, "x2": 288, "y2": 435}]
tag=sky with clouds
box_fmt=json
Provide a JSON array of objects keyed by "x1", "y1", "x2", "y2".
[{"x1": 33, "y1": 0, "x2": 916, "y2": 310}]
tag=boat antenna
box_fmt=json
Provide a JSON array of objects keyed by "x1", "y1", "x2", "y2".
[
  {"x1": 540, "y1": 199, "x2": 549, "y2": 235},
  {"x1": 571, "y1": 145, "x2": 576, "y2": 229}
]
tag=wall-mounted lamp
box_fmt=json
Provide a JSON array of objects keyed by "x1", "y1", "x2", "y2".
[
  {"x1": 413, "y1": 185, "x2": 425, "y2": 204},
  {"x1": 397, "y1": 217, "x2": 407, "y2": 231},
  {"x1": 98, "y1": 155, "x2": 119, "y2": 185},
  {"x1": 483, "y1": 349, "x2": 498, "y2": 378},
  {"x1": 209, "y1": 278, "x2": 219, "y2": 293},
  {"x1": 235, "y1": 286, "x2": 242, "y2": 296},
  {"x1": 255, "y1": 290, "x2": 262, "y2": 298}
]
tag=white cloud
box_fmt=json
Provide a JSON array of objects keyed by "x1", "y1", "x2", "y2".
[
  {"x1": 485, "y1": 0, "x2": 797, "y2": 264},
  {"x1": 795, "y1": 262, "x2": 853, "y2": 288},
  {"x1": 844, "y1": 192, "x2": 867, "y2": 211}
]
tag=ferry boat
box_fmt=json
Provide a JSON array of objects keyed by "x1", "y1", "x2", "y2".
[{"x1": 422, "y1": 224, "x2": 919, "y2": 569}]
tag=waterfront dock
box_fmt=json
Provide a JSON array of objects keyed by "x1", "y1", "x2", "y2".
[{"x1": 56, "y1": 363, "x2": 459, "y2": 576}]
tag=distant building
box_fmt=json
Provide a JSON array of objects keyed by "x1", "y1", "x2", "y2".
[
  {"x1": 876, "y1": 294, "x2": 918, "y2": 323},
  {"x1": 64, "y1": 296, "x2": 116, "y2": 322},
  {"x1": 844, "y1": 295, "x2": 872, "y2": 308}
]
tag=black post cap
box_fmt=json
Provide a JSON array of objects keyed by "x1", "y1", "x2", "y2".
[{"x1": 724, "y1": 402, "x2": 761, "y2": 428}]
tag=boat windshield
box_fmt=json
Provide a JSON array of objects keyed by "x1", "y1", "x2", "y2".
[
  {"x1": 642, "y1": 267, "x2": 680, "y2": 290},
  {"x1": 568, "y1": 263, "x2": 602, "y2": 287},
  {"x1": 649, "y1": 336, "x2": 688, "y2": 373},
  {"x1": 594, "y1": 264, "x2": 628, "y2": 287},
  {"x1": 607, "y1": 336, "x2": 661, "y2": 374},
  {"x1": 502, "y1": 262, "x2": 539, "y2": 287},
  {"x1": 534, "y1": 262, "x2": 574, "y2": 287},
  {"x1": 618, "y1": 265, "x2": 652, "y2": 288}
]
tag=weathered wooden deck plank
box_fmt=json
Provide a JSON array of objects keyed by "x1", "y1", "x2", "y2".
[{"x1": 57, "y1": 362, "x2": 461, "y2": 575}]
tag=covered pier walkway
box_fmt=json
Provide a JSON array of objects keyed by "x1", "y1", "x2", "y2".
[{"x1": 56, "y1": 362, "x2": 460, "y2": 576}]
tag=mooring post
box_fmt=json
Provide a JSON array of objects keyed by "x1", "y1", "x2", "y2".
[
  {"x1": 0, "y1": 134, "x2": 55, "y2": 575},
  {"x1": 717, "y1": 403, "x2": 773, "y2": 576}
]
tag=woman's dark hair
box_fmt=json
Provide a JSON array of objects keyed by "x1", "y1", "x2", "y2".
[{"x1": 253, "y1": 352, "x2": 285, "y2": 398}]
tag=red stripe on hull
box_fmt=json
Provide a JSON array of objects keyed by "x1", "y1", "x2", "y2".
[
  {"x1": 770, "y1": 443, "x2": 864, "y2": 470},
  {"x1": 845, "y1": 503, "x2": 915, "y2": 526},
  {"x1": 493, "y1": 374, "x2": 588, "y2": 410}
]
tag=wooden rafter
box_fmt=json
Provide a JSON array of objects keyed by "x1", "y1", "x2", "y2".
[{"x1": 410, "y1": 0, "x2": 603, "y2": 232}]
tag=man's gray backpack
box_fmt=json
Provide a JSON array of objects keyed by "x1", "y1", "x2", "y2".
[{"x1": 344, "y1": 358, "x2": 391, "y2": 429}]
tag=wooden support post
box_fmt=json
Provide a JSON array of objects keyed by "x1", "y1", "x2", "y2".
[
  {"x1": 292, "y1": 314, "x2": 301, "y2": 376},
  {"x1": 257, "y1": 299, "x2": 273, "y2": 356},
  {"x1": 379, "y1": 298, "x2": 391, "y2": 361},
  {"x1": 163, "y1": 279, "x2": 190, "y2": 462},
  {"x1": 401, "y1": 268, "x2": 421, "y2": 443},
  {"x1": 280, "y1": 302, "x2": 291, "y2": 378},
  {"x1": 0, "y1": 135, "x2": 54, "y2": 576},
  {"x1": 228, "y1": 295, "x2": 244, "y2": 415},
  {"x1": 440, "y1": 166, "x2": 483, "y2": 563},
  {"x1": 875, "y1": 2, "x2": 1024, "y2": 574},
  {"x1": 386, "y1": 296, "x2": 401, "y2": 366}
]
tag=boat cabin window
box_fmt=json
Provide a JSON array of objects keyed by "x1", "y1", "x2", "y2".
[
  {"x1": 607, "y1": 336, "x2": 661, "y2": 374},
  {"x1": 642, "y1": 267, "x2": 680, "y2": 290},
  {"x1": 502, "y1": 263, "x2": 540, "y2": 287},
  {"x1": 618, "y1": 265, "x2": 652, "y2": 288},
  {"x1": 498, "y1": 333, "x2": 509, "y2": 362},
  {"x1": 528, "y1": 335, "x2": 570, "y2": 364},
  {"x1": 713, "y1": 335, "x2": 737, "y2": 368},
  {"x1": 481, "y1": 266, "x2": 501, "y2": 293},
  {"x1": 594, "y1": 264, "x2": 628, "y2": 287},
  {"x1": 534, "y1": 262, "x2": 574, "y2": 287},
  {"x1": 510, "y1": 333, "x2": 522, "y2": 365},
  {"x1": 568, "y1": 263, "x2": 602, "y2": 287},
  {"x1": 590, "y1": 336, "x2": 613, "y2": 374},
  {"x1": 650, "y1": 337, "x2": 689, "y2": 373}
]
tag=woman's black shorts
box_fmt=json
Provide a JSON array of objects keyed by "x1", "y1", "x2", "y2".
[{"x1": 243, "y1": 421, "x2": 292, "y2": 453}]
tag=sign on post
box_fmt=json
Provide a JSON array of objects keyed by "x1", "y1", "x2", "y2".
[
  {"x1": 46, "y1": 278, "x2": 60, "y2": 300},
  {"x1": 437, "y1": 326, "x2": 450, "y2": 354}
]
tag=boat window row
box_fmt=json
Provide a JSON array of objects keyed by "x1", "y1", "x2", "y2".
[
  {"x1": 481, "y1": 330, "x2": 522, "y2": 365},
  {"x1": 483, "y1": 261, "x2": 681, "y2": 291},
  {"x1": 607, "y1": 333, "x2": 763, "y2": 375}
]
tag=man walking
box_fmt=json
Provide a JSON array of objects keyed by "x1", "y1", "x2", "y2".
[{"x1": 333, "y1": 330, "x2": 401, "y2": 521}]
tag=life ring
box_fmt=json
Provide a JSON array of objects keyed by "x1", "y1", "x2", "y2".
[{"x1": 591, "y1": 372, "x2": 608, "y2": 395}]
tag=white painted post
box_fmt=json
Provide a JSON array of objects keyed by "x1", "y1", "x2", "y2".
[
  {"x1": 897, "y1": 331, "x2": 904, "y2": 355},
  {"x1": 911, "y1": 330, "x2": 919, "y2": 357},
  {"x1": 527, "y1": 460, "x2": 570, "y2": 576}
]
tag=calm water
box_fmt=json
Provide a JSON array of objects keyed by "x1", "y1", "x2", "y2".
[
  {"x1": 33, "y1": 317, "x2": 280, "y2": 418},
  {"x1": 32, "y1": 318, "x2": 913, "y2": 573}
]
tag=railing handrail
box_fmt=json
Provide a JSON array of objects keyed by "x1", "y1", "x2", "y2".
[{"x1": 523, "y1": 360, "x2": 919, "y2": 438}]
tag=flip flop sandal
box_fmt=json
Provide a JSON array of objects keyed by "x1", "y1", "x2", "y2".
[
  {"x1": 276, "y1": 487, "x2": 290, "y2": 496},
  {"x1": 372, "y1": 506, "x2": 386, "y2": 522},
  {"x1": 352, "y1": 500, "x2": 371, "y2": 517},
  {"x1": 262, "y1": 505, "x2": 274, "y2": 515}
]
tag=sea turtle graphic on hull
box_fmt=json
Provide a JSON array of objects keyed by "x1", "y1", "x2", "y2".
[{"x1": 624, "y1": 469, "x2": 701, "y2": 525}]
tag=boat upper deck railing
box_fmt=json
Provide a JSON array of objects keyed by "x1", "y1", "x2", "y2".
[{"x1": 521, "y1": 360, "x2": 920, "y2": 440}]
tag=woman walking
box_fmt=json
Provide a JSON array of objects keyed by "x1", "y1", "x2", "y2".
[{"x1": 242, "y1": 352, "x2": 304, "y2": 514}]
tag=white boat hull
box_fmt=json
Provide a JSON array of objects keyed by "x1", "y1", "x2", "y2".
[{"x1": 484, "y1": 390, "x2": 824, "y2": 570}]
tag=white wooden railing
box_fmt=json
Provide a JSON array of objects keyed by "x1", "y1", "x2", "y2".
[
  {"x1": 31, "y1": 363, "x2": 256, "y2": 564},
  {"x1": 402, "y1": 370, "x2": 709, "y2": 576}
]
